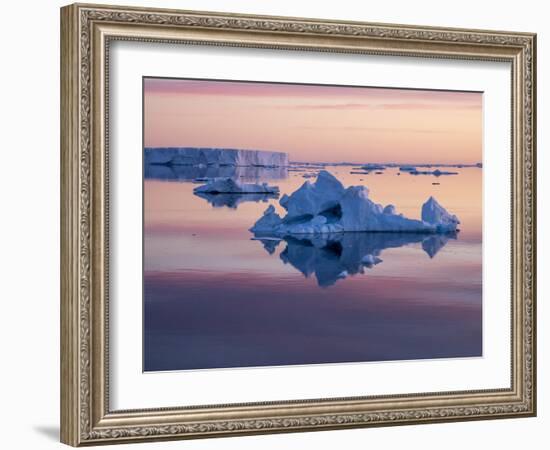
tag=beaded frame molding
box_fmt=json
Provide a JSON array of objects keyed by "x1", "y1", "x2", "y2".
[{"x1": 60, "y1": 3, "x2": 536, "y2": 446}]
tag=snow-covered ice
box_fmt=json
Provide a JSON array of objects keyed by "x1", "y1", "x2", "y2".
[
  {"x1": 194, "y1": 178, "x2": 280, "y2": 195},
  {"x1": 421, "y1": 196, "x2": 460, "y2": 230},
  {"x1": 145, "y1": 147, "x2": 288, "y2": 167},
  {"x1": 250, "y1": 170, "x2": 459, "y2": 235}
]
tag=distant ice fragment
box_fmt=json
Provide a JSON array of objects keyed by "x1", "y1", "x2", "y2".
[
  {"x1": 250, "y1": 170, "x2": 459, "y2": 235},
  {"x1": 362, "y1": 163, "x2": 386, "y2": 171},
  {"x1": 409, "y1": 169, "x2": 458, "y2": 176},
  {"x1": 399, "y1": 165, "x2": 417, "y2": 172}
]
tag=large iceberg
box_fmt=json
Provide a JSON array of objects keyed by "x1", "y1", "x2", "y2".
[
  {"x1": 250, "y1": 170, "x2": 459, "y2": 235},
  {"x1": 194, "y1": 178, "x2": 279, "y2": 195},
  {"x1": 145, "y1": 147, "x2": 288, "y2": 167}
]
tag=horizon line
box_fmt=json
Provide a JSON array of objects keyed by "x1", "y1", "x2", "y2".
[{"x1": 143, "y1": 146, "x2": 481, "y2": 166}]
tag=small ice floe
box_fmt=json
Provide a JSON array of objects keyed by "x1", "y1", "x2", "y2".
[
  {"x1": 250, "y1": 170, "x2": 459, "y2": 236},
  {"x1": 399, "y1": 165, "x2": 417, "y2": 172},
  {"x1": 409, "y1": 169, "x2": 458, "y2": 176},
  {"x1": 193, "y1": 178, "x2": 279, "y2": 194},
  {"x1": 362, "y1": 163, "x2": 386, "y2": 171}
]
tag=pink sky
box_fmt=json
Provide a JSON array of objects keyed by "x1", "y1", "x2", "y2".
[{"x1": 144, "y1": 78, "x2": 482, "y2": 164}]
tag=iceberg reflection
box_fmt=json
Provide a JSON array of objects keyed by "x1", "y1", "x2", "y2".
[
  {"x1": 144, "y1": 163, "x2": 288, "y2": 183},
  {"x1": 253, "y1": 232, "x2": 457, "y2": 287},
  {"x1": 194, "y1": 191, "x2": 279, "y2": 209},
  {"x1": 422, "y1": 234, "x2": 454, "y2": 258}
]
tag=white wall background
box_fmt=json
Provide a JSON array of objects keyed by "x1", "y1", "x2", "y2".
[{"x1": 0, "y1": 0, "x2": 546, "y2": 449}]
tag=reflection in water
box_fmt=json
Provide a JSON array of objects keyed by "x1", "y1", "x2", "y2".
[
  {"x1": 144, "y1": 163, "x2": 288, "y2": 183},
  {"x1": 253, "y1": 232, "x2": 456, "y2": 287},
  {"x1": 144, "y1": 167, "x2": 482, "y2": 371},
  {"x1": 422, "y1": 234, "x2": 454, "y2": 258},
  {"x1": 194, "y1": 191, "x2": 279, "y2": 209}
]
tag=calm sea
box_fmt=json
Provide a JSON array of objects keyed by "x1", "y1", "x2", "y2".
[{"x1": 144, "y1": 164, "x2": 482, "y2": 371}]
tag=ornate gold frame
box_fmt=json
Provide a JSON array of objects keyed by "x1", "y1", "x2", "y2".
[{"x1": 60, "y1": 3, "x2": 536, "y2": 446}]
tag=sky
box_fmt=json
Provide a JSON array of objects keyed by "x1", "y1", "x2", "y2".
[{"x1": 143, "y1": 78, "x2": 482, "y2": 164}]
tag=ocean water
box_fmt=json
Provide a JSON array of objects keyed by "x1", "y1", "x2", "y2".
[{"x1": 144, "y1": 165, "x2": 482, "y2": 371}]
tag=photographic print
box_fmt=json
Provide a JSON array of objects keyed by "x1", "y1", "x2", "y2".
[
  {"x1": 61, "y1": 6, "x2": 536, "y2": 444},
  {"x1": 143, "y1": 77, "x2": 483, "y2": 372}
]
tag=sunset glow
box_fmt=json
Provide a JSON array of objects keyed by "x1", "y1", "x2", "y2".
[{"x1": 144, "y1": 78, "x2": 482, "y2": 164}]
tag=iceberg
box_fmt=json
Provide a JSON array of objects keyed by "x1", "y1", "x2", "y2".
[
  {"x1": 145, "y1": 147, "x2": 288, "y2": 167},
  {"x1": 194, "y1": 178, "x2": 279, "y2": 195},
  {"x1": 250, "y1": 170, "x2": 459, "y2": 236},
  {"x1": 253, "y1": 232, "x2": 456, "y2": 287},
  {"x1": 421, "y1": 196, "x2": 460, "y2": 229}
]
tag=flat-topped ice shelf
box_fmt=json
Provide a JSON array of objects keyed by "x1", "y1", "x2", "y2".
[{"x1": 145, "y1": 147, "x2": 288, "y2": 167}]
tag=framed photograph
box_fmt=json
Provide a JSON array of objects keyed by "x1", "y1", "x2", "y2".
[{"x1": 60, "y1": 3, "x2": 536, "y2": 446}]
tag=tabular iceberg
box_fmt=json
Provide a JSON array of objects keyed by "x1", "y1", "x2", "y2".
[
  {"x1": 194, "y1": 178, "x2": 279, "y2": 195},
  {"x1": 145, "y1": 147, "x2": 288, "y2": 167},
  {"x1": 250, "y1": 170, "x2": 459, "y2": 235}
]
